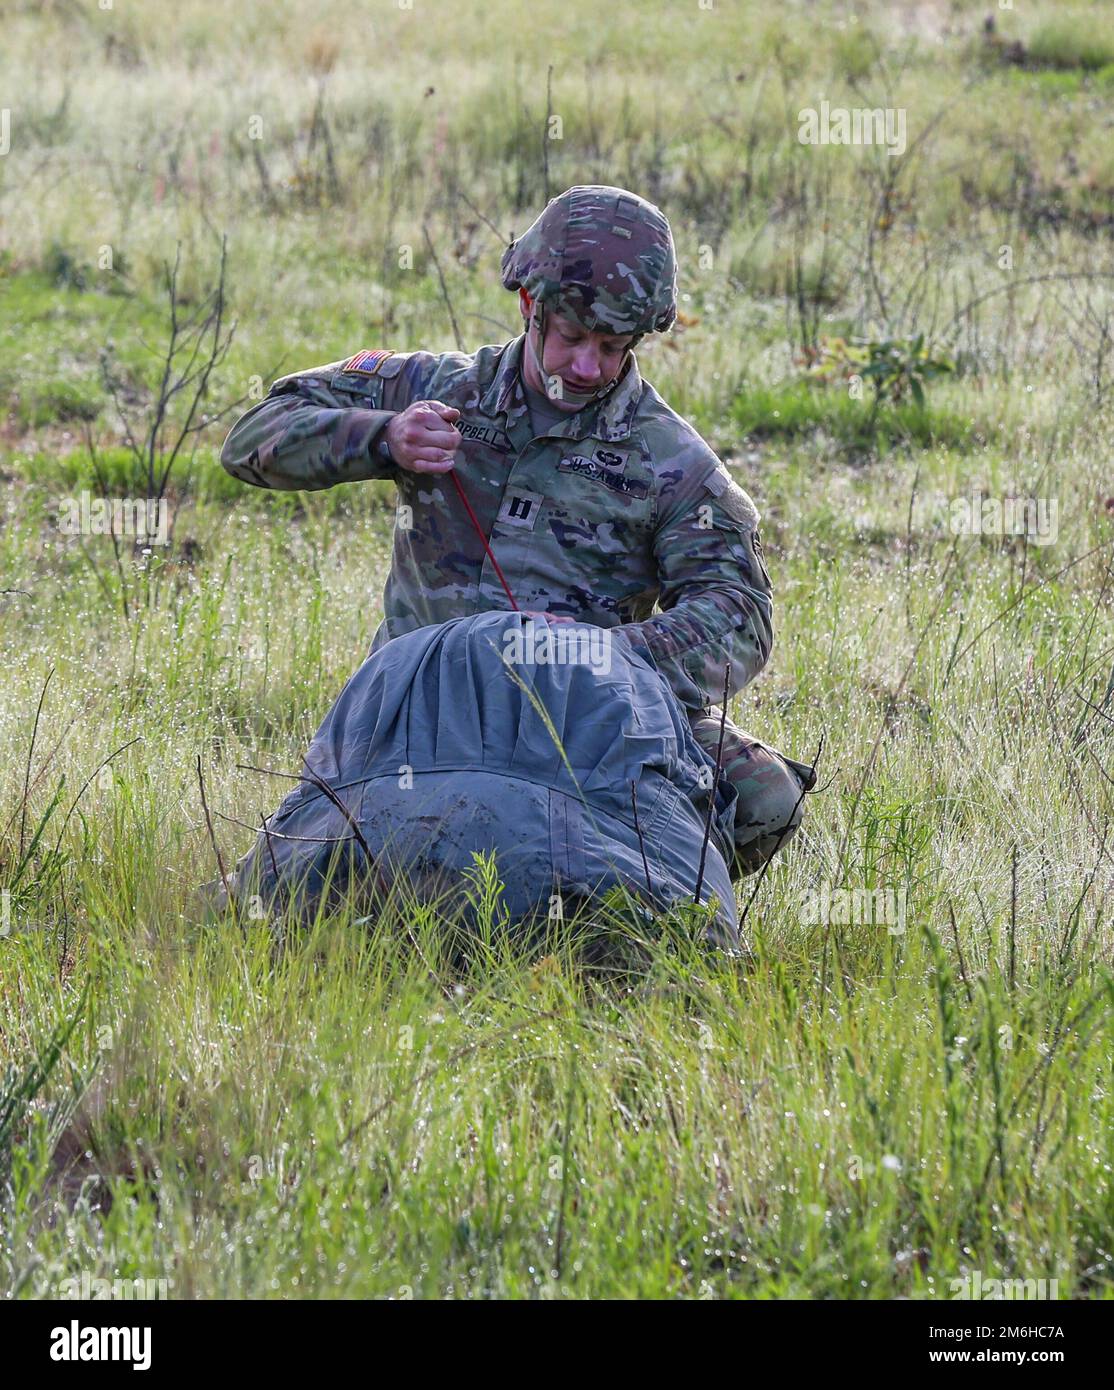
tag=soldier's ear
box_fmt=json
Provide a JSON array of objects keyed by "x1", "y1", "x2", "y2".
[{"x1": 519, "y1": 288, "x2": 532, "y2": 322}]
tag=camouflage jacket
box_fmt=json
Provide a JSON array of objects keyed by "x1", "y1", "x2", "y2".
[{"x1": 219, "y1": 335, "x2": 774, "y2": 713}]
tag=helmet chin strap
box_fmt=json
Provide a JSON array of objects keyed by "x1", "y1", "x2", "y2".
[{"x1": 527, "y1": 300, "x2": 635, "y2": 410}]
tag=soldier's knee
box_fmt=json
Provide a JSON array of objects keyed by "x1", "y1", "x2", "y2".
[
  {"x1": 688, "y1": 714, "x2": 812, "y2": 875},
  {"x1": 730, "y1": 753, "x2": 808, "y2": 876}
]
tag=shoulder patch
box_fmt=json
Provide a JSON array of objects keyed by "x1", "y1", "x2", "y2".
[
  {"x1": 703, "y1": 467, "x2": 760, "y2": 528},
  {"x1": 342, "y1": 349, "x2": 396, "y2": 376}
]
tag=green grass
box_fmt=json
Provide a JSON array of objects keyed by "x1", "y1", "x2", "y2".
[
  {"x1": 727, "y1": 382, "x2": 980, "y2": 454},
  {"x1": 1028, "y1": 18, "x2": 1114, "y2": 73},
  {"x1": 1, "y1": 0, "x2": 1112, "y2": 1301},
  {"x1": 4, "y1": 893, "x2": 1109, "y2": 1299},
  {"x1": 2, "y1": 413, "x2": 1109, "y2": 1298}
]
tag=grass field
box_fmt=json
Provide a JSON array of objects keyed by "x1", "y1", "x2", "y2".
[{"x1": 1, "y1": 0, "x2": 1112, "y2": 1300}]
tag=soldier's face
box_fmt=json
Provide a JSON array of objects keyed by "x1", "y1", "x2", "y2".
[{"x1": 519, "y1": 291, "x2": 634, "y2": 410}]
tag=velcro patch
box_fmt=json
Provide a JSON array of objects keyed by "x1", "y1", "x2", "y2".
[
  {"x1": 704, "y1": 467, "x2": 760, "y2": 527},
  {"x1": 559, "y1": 455, "x2": 650, "y2": 499},
  {"x1": 342, "y1": 349, "x2": 394, "y2": 376},
  {"x1": 497, "y1": 489, "x2": 544, "y2": 530}
]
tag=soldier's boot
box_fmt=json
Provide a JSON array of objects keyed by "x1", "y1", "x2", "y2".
[{"x1": 690, "y1": 711, "x2": 816, "y2": 878}]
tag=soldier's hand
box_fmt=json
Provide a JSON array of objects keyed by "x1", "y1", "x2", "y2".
[{"x1": 384, "y1": 400, "x2": 461, "y2": 473}]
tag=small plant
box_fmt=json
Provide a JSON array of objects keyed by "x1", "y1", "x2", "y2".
[
  {"x1": 801, "y1": 333, "x2": 956, "y2": 408},
  {"x1": 859, "y1": 335, "x2": 957, "y2": 409},
  {"x1": 87, "y1": 239, "x2": 247, "y2": 616}
]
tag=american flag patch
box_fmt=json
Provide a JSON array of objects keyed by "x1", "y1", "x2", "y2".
[{"x1": 342, "y1": 348, "x2": 393, "y2": 375}]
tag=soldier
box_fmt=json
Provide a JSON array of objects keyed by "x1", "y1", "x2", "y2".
[{"x1": 220, "y1": 184, "x2": 815, "y2": 876}]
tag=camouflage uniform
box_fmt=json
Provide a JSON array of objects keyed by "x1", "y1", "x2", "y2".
[{"x1": 221, "y1": 186, "x2": 813, "y2": 873}]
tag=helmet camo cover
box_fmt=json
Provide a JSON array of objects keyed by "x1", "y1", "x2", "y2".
[{"x1": 501, "y1": 185, "x2": 678, "y2": 338}]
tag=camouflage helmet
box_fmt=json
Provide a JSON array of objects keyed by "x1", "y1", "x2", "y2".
[{"x1": 501, "y1": 185, "x2": 678, "y2": 338}]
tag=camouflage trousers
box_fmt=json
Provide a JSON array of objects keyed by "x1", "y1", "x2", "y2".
[{"x1": 689, "y1": 711, "x2": 816, "y2": 878}]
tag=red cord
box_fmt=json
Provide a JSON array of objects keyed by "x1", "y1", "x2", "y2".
[{"x1": 448, "y1": 468, "x2": 520, "y2": 612}]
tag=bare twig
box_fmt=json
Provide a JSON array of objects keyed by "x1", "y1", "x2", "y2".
[
  {"x1": 213, "y1": 810, "x2": 353, "y2": 846},
  {"x1": 948, "y1": 901, "x2": 974, "y2": 1005},
  {"x1": 1008, "y1": 843, "x2": 1018, "y2": 992},
  {"x1": 96, "y1": 235, "x2": 238, "y2": 613},
  {"x1": 422, "y1": 221, "x2": 464, "y2": 353},
  {"x1": 542, "y1": 65, "x2": 554, "y2": 203},
  {"x1": 196, "y1": 755, "x2": 233, "y2": 914},
  {"x1": 942, "y1": 271, "x2": 1114, "y2": 344},
  {"x1": 694, "y1": 666, "x2": 732, "y2": 906},
  {"x1": 298, "y1": 757, "x2": 375, "y2": 864},
  {"x1": 236, "y1": 762, "x2": 302, "y2": 782},
  {"x1": 630, "y1": 780, "x2": 653, "y2": 898},
  {"x1": 20, "y1": 667, "x2": 55, "y2": 861},
  {"x1": 259, "y1": 809, "x2": 281, "y2": 883},
  {"x1": 455, "y1": 190, "x2": 511, "y2": 246}
]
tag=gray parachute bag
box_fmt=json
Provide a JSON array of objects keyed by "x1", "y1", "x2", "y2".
[{"x1": 232, "y1": 611, "x2": 739, "y2": 947}]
